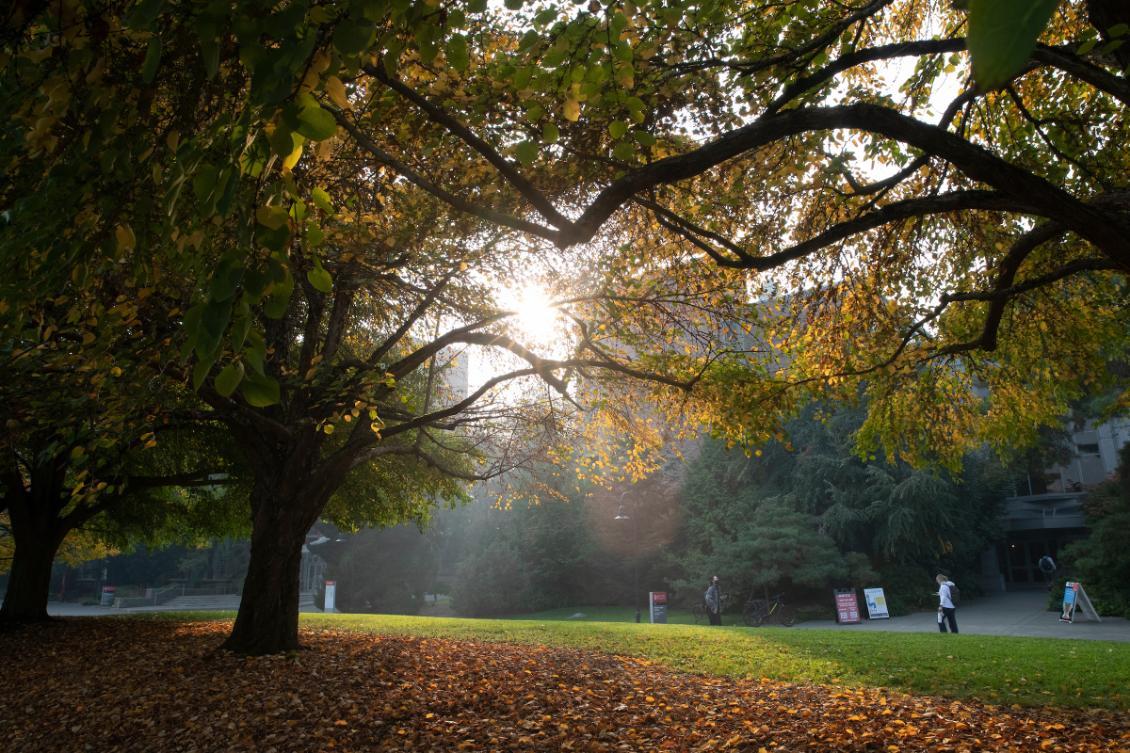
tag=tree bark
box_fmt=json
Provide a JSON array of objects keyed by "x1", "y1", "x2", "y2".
[
  {"x1": 0, "y1": 511, "x2": 65, "y2": 623},
  {"x1": 220, "y1": 446, "x2": 329, "y2": 655},
  {"x1": 220, "y1": 507, "x2": 308, "y2": 654}
]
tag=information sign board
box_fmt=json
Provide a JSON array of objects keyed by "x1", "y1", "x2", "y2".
[
  {"x1": 833, "y1": 589, "x2": 861, "y2": 624},
  {"x1": 1061, "y1": 581, "x2": 1102, "y2": 623},
  {"x1": 649, "y1": 592, "x2": 668, "y2": 624},
  {"x1": 324, "y1": 580, "x2": 336, "y2": 612},
  {"x1": 863, "y1": 587, "x2": 890, "y2": 619}
]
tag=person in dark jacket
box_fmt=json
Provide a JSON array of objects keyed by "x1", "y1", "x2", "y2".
[{"x1": 705, "y1": 575, "x2": 722, "y2": 626}]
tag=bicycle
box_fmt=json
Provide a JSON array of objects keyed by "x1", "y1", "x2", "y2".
[{"x1": 742, "y1": 592, "x2": 796, "y2": 627}]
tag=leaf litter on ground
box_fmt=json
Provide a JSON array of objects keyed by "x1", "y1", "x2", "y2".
[{"x1": 1, "y1": 619, "x2": 1127, "y2": 752}]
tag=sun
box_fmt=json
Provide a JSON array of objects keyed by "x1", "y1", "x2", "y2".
[{"x1": 500, "y1": 283, "x2": 563, "y2": 350}]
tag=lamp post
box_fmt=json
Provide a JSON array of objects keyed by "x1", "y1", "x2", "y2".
[{"x1": 614, "y1": 492, "x2": 641, "y2": 623}]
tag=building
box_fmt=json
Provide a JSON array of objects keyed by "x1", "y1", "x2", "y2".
[{"x1": 983, "y1": 416, "x2": 1130, "y2": 590}]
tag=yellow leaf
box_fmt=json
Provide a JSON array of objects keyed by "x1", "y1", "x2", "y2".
[
  {"x1": 563, "y1": 97, "x2": 581, "y2": 122},
  {"x1": 282, "y1": 142, "x2": 303, "y2": 170},
  {"x1": 115, "y1": 224, "x2": 136, "y2": 252},
  {"x1": 326, "y1": 76, "x2": 349, "y2": 109}
]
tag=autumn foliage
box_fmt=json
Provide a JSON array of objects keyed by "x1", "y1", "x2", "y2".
[{"x1": 1, "y1": 619, "x2": 1126, "y2": 752}]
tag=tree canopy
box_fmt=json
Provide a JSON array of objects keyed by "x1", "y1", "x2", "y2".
[{"x1": 3, "y1": 0, "x2": 1129, "y2": 651}]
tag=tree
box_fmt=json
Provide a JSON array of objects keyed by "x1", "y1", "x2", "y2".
[
  {"x1": 675, "y1": 439, "x2": 869, "y2": 604},
  {"x1": 675, "y1": 402, "x2": 1012, "y2": 611},
  {"x1": 0, "y1": 280, "x2": 245, "y2": 621},
  {"x1": 6, "y1": 0, "x2": 1129, "y2": 652}
]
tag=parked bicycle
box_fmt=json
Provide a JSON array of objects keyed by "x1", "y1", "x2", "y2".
[{"x1": 742, "y1": 592, "x2": 796, "y2": 627}]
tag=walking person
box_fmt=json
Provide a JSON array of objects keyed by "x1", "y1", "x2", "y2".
[
  {"x1": 936, "y1": 574, "x2": 958, "y2": 633},
  {"x1": 705, "y1": 576, "x2": 723, "y2": 626}
]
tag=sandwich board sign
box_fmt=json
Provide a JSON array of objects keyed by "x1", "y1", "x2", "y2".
[
  {"x1": 833, "y1": 588, "x2": 861, "y2": 624},
  {"x1": 862, "y1": 587, "x2": 890, "y2": 619},
  {"x1": 1060, "y1": 581, "x2": 1101, "y2": 623}
]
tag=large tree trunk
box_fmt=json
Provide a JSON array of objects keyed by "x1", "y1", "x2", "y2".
[
  {"x1": 221, "y1": 452, "x2": 329, "y2": 655},
  {"x1": 1, "y1": 506, "x2": 66, "y2": 623}
]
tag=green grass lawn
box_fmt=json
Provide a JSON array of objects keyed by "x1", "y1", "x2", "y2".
[
  {"x1": 497, "y1": 605, "x2": 706, "y2": 624},
  {"x1": 138, "y1": 610, "x2": 1129, "y2": 710}
]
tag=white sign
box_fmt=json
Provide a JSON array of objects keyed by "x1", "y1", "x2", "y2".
[
  {"x1": 863, "y1": 587, "x2": 889, "y2": 619},
  {"x1": 324, "y1": 580, "x2": 336, "y2": 612}
]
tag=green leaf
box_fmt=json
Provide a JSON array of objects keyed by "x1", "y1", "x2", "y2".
[
  {"x1": 311, "y1": 187, "x2": 334, "y2": 214},
  {"x1": 525, "y1": 104, "x2": 545, "y2": 123},
  {"x1": 241, "y1": 370, "x2": 281, "y2": 407},
  {"x1": 192, "y1": 357, "x2": 215, "y2": 392},
  {"x1": 256, "y1": 205, "x2": 290, "y2": 230},
  {"x1": 334, "y1": 22, "x2": 374, "y2": 55},
  {"x1": 243, "y1": 268, "x2": 270, "y2": 304},
  {"x1": 504, "y1": 0, "x2": 523, "y2": 9},
  {"x1": 192, "y1": 164, "x2": 219, "y2": 205},
  {"x1": 295, "y1": 103, "x2": 338, "y2": 141},
  {"x1": 305, "y1": 223, "x2": 325, "y2": 248},
  {"x1": 514, "y1": 140, "x2": 539, "y2": 165},
  {"x1": 263, "y1": 269, "x2": 295, "y2": 319},
  {"x1": 634, "y1": 131, "x2": 656, "y2": 147},
  {"x1": 214, "y1": 361, "x2": 245, "y2": 397},
  {"x1": 243, "y1": 331, "x2": 267, "y2": 375},
  {"x1": 307, "y1": 259, "x2": 333, "y2": 293},
  {"x1": 612, "y1": 140, "x2": 635, "y2": 162},
  {"x1": 446, "y1": 34, "x2": 469, "y2": 72},
  {"x1": 231, "y1": 297, "x2": 252, "y2": 351},
  {"x1": 141, "y1": 37, "x2": 163, "y2": 83},
  {"x1": 125, "y1": 0, "x2": 165, "y2": 30},
  {"x1": 467, "y1": 0, "x2": 487, "y2": 12},
  {"x1": 414, "y1": 22, "x2": 439, "y2": 64},
  {"x1": 180, "y1": 304, "x2": 204, "y2": 359},
  {"x1": 195, "y1": 298, "x2": 232, "y2": 359},
  {"x1": 966, "y1": 0, "x2": 1059, "y2": 91},
  {"x1": 609, "y1": 120, "x2": 628, "y2": 139},
  {"x1": 258, "y1": 224, "x2": 291, "y2": 253},
  {"x1": 542, "y1": 122, "x2": 560, "y2": 143},
  {"x1": 268, "y1": 125, "x2": 299, "y2": 158},
  {"x1": 209, "y1": 257, "x2": 244, "y2": 302}
]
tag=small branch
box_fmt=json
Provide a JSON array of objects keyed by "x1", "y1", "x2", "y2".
[{"x1": 367, "y1": 65, "x2": 571, "y2": 230}]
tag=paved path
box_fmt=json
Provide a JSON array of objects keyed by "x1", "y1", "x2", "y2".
[
  {"x1": 46, "y1": 601, "x2": 325, "y2": 616},
  {"x1": 47, "y1": 590, "x2": 1130, "y2": 642},
  {"x1": 796, "y1": 590, "x2": 1130, "y2": 642}
]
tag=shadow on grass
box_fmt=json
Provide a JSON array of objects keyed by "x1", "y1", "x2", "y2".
[{"x1": 300, "y1": 612, "x2": 1130, "y2": 710}]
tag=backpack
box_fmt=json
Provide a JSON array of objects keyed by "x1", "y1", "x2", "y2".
[{"x1": 948, "y1": 583, "x2": 960, "y2": 607}]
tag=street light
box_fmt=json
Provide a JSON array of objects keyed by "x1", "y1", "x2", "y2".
[{"x1": 614, "y1": 492, "x2": 641, "y2": 623}]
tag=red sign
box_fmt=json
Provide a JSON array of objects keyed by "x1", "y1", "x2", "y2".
[
  {"x1": 834, "y1": 589, "x2": 861, "y2": 624},
  {"x1": 652, "y1": 592, "x2": 667, "y2": 605}
]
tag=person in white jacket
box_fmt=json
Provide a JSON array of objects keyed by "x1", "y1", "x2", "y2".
[{"x1": 936, "y1": 574, "x2": 958, "y2": 633}]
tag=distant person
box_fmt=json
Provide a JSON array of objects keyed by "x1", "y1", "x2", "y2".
[
  {"x1": 705, "y1": 575, "x2": 722, "y2": 626},
  {"x1": 936, "y1": 574, "x2": 958, "y2": 634},
  {"x1": 1038, "y1": 555, "x2": 1057, "y2": 591}
]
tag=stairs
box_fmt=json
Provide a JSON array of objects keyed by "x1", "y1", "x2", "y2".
[
  {"x1": 153, "y1": 592, "x2": 319, "y2": 612},
  {"x1": 161, "y1": 594, "x2": 242, "y2": 611}
]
